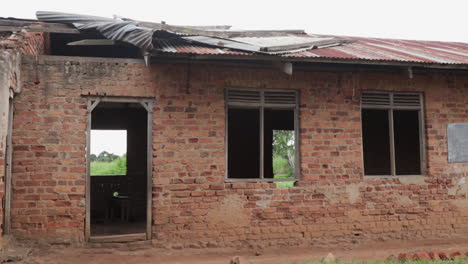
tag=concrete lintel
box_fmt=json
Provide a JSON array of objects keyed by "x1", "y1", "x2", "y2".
[{"x1": 22, "y1": 55, "x2": 145, "y2": 65}]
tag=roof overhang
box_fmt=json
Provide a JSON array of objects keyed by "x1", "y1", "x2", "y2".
[{"x1": 150, "y1": 52, "x2": 468, "y2": 70}]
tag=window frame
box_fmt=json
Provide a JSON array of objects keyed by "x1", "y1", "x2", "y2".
[
  {"x1": 224, "y1": 88, "x2": 300, "y2": 182},
  {"x1": 361, "y1": 91, "x2": 426, "y2": 177}
]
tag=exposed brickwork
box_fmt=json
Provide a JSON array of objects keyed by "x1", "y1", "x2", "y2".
[
  {"x1": 0, "y1": 31, "x2": 46, "y2": 56},
  {"x1": 11, "y1": 55, "x2": 468, "y2": 248},
  {"x1": 11, "y1": 56, "x2": 153, "y2": 242},
  {"x1": 0, "y1": 31, "x2": 46, "y2": 247}
]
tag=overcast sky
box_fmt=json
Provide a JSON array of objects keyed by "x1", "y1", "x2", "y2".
[
  {"x1": 91, "y1": 130, "x2": 127, "y2": 156},
  {"x1": 2, "y1": 0, "x2": 468, "y2": 43}
]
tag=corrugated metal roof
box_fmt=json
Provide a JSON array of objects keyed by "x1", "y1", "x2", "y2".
[
  {"x1": 32, "y1": 11, "x2": 468, "y2": 66},
  {"x1": 36, "y1": 11, "x2": 157, "y2": 50},
  {"x1": 159, "y1": 35, "x2": 468, "y2": 66},
  {"x1": 36, "y1": 11, "x2": 344, "y2": 55},
  {"x1": 298, "y1": 36, "x2": 468, "y2": 65},
  {"x1": 231, "y1": 36, "x2": 333, "y2": 49}
]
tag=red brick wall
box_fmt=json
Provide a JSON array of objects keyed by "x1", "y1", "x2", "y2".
[
  {"x1": 12, "y1": 55, "x2": 468, "y2": 247},
  {"x1": 0, "y1": 31, "x2": 45, "y2": 248},
  {"x1": 0, "y1": 32, "x2": 46, "y2": 56}
]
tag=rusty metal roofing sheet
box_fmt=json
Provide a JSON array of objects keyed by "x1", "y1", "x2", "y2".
[
  {"x1": 296, "y1": 36, "x2": 468, "y2": 65},
  {"x1": 35, "y1": 11, "x2": 328, "y2": 55},
  {"x1": 158, "y1": 35, "x2": 468, "y2": 66},
  {"x1": 231, "y1": 36, "x2": 332, "y2": 48},
  {"x1": 34, "y1": 11, "x2": 468, "y2": 66},
  {"x1": 36, "y1": 11, "x2": 159, "y2": 50}
]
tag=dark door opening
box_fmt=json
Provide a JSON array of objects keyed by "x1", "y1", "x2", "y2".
[{"x1": 89, "y1": 102, "x2": 148, "y2": 237}]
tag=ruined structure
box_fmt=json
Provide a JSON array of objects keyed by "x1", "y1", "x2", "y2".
[{"x1": 0, "y1": 11, "x2": 467, "y2": 249}]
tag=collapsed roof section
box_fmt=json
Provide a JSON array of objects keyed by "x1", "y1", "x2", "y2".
[
  {"x1": 36, "y1": 11, "x2": 349, "y2": 56},
  {"x1": 0, "y1": 11, "x2": 467, "y2": 68}
]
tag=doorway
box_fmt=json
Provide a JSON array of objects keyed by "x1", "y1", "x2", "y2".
[{"x1": 86, "y1": 98, "x2": 153, "y2": 241}]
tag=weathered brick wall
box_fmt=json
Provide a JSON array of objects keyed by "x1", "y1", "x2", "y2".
[
  {"x1": 152, "y1": 65, "x2": 468, "y2": 248},
  {"x1": 0, "y1": 31, "x2": 44, "y2": 248},
  {"x1": 12, "y1": 55, "x2": 468, "y2": 247},
  {"x1": 12, "y1": 56, "x2": 154, "y2": 242},
  {"x1": 0, "y1": 31, "x2": 46, "y2": 56}
]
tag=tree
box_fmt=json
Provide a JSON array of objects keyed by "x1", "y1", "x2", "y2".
[
  {"x1": 273, "y1": 130, "x2": 295, "y2": 173},
  {"x1": 96, "y1": 151, "x2": 119, "y2": 162}
]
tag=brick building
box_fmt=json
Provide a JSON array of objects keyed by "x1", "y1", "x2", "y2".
[{"x1": 0, "y1": 11, "x2": 468, "y2": 249}]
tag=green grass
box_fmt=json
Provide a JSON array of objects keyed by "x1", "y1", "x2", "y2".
[
  {"x1": 274, "y1": 173, "x2": 295, "y2": 188},
  {"x1": 273, "y1": 155, "x2": 295, "y2": 188},
  {"x1": 90, "y1": 157, "x2": 127, "y2": 175},
  {"x1": 273, "y1": 156, "x2": 291, "y2": 174}
]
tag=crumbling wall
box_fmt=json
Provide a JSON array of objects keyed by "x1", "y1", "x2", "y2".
[
  {"x1": 12, "y1": 54, "x2": 468, "y2": 248},
  {"x1": 0, "y1": 31, "x2": 34, "y2": 249},
  {"x1": 0, "y1": 31, "x2": 46, "y2": 248},
  {"x1": 0, "y1": 31, "x2": 46, "y2": 56}
]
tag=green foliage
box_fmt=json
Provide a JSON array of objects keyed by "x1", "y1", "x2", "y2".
[
  {"x1": 274, "y1": 174, "x2": 295, "y2": 188},
  {"x1": 273, "y1": 155, "x2": 292, "y2": 175},
  {"x1": 273, "y1": 132, "x2": 295, "y2": 188},
  {"x1": 273, "y1": 130, "x2": 295, "y2": 174},
  {"x1": 90, "y1": 156, "x2": 127, "y2": 175},
  {"x1": 93, "y1": 151, "x2": 120, "y2": 163}
]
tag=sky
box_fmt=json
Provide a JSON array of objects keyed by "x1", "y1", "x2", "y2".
[
  {"x1": 2, "y1": 0, "x2": 468, "y2": 43},
  {"x1": 91, "y1": 130, "x2": 127, "y2": 156}
]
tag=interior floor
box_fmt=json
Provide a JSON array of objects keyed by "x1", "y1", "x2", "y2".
[{"x1": 91, "y1": 220, "x2": 146, "y2": 236}]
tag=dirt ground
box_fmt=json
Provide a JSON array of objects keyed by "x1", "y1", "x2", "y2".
[{"x1": 9, "y1": 238, "x2": 468, "y2": 264}]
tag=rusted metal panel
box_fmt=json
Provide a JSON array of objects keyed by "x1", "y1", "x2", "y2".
[
  {"x1": 36, "y1": 11, "x2": 156, "y2": 50},
  {"x1": 152, "y1": 36, "x2": 468, "y2": 66},
  {"x1": 293, "y1": 36, "x2": 468, "y2": 65},
  {"x1": 33, "y1": 11, "x2": 468, "y2": 66}
]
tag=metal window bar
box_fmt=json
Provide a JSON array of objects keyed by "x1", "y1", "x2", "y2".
[
  {"x1": 388, "y1": 106, "x2": 396, "y2": 176},
  {"x1": 259, "y1": 91, "x2": 265, "y2": 179}
]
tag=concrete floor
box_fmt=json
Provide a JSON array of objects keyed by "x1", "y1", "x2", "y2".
[{"x1": 91, "y1": 220, "x2": 146, "y2": 236}]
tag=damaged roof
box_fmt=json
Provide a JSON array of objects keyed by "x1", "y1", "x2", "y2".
[
  {"x1": 36, "y1": 11, "x2": 343, "y2": 55},
  {"x1": 2, "y1": 11, "x2": 468, "y2": 68}
]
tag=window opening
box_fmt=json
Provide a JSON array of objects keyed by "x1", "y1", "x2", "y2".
[
  {"x1": 361, "y1": 92, "x2": 424, "y2": 176},
  {"x1": 226, "y1": 89, "x2": 299, "y2": 186}
]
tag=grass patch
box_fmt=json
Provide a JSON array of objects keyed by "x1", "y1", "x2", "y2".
[
  {"x1": 90, "y1": 157, "x2": 127, "y2": 175},
  {"x1": 273, "y1": 155, "x2": 295, "y2": 188},
  {"x1": 273, "y1": 155, "x2": 292, "y2": 175},
  {"x1": 274, "y1": 173, "x2": 295, "y2": 188}
]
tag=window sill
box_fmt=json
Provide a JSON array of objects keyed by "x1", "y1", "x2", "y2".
[
  {"x1": 90, "y1": 174, "x2": 127, "y2": 177},
  {"x1": 225, "y1": 178, "x2": 298, "y2": 183},
  {"x1": 364, "y1": 174, "x2": 425, "y2": 180}
]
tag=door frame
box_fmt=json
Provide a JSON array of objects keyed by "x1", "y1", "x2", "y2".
[
  {"x1": 4, "y1": 93, "x2": 14, "y2": 234},
  {"x1": 85, "y1": 96, "x2": 154, "y2": 241}
]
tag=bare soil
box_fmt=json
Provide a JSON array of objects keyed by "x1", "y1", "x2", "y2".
[{"x1": 13, "y1": 238, "x2": 468, "y2": 264}]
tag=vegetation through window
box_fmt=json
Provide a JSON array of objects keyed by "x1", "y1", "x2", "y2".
[
  {"x1": 226, "y1": 89, "x2": 299, "y2": 186},
  {"x1": 90, "y1": 130, "x2": 127, "y2": 176}
]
